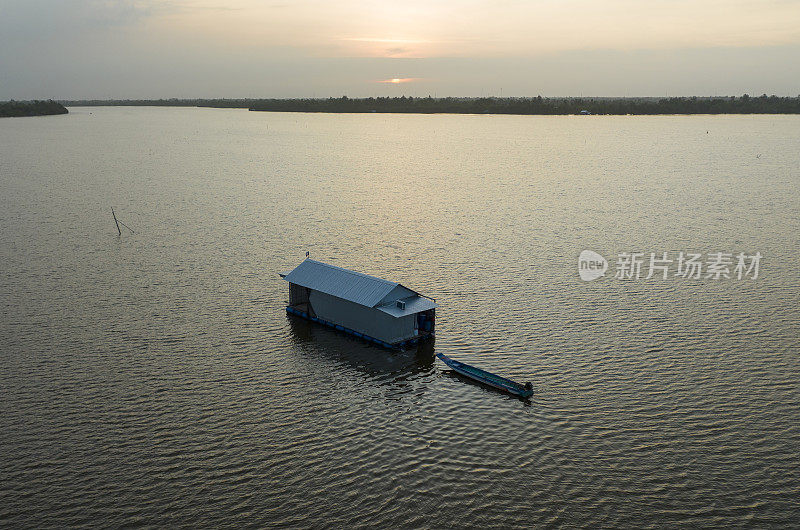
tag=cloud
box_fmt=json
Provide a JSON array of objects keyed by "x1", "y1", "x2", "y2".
[
  {"x1": 1, "y1": 0, "x2": 154, "y2": 33},
  {"x1": 384, "y1": 47, "x2": 410, "y2": 56},
  {"x1": 2, "y1": 0, "x2": 799, "y2": 98},
  {"x1": 341, "y1": 38, "x2": 429, "y2": 44}
]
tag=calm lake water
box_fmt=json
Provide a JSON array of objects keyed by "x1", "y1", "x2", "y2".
[{"x1": 1, "y1": 107, "x2": 799, "y2": 527}]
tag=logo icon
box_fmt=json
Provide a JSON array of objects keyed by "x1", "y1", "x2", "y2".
[{"x1": 578, "y1": 250, "x2": 608, "y2": 281}]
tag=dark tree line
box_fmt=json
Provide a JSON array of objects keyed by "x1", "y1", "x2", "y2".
[
  {"x1": 58, "y1": 95, "x2": 800, "y2": 115},
  {"x1": 247, "y1": 95, "x2": 800, "y2": 115},
  {"x1": 59, "y1": 98, "x2": 253, "y2": 108},
  {"x1": 0, "y1": 100, "x2": 69, "y2": 118}
]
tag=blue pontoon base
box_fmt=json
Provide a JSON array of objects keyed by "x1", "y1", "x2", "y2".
[{"x1": 286, "y1": 306, "x2": 434, "y2": 350}]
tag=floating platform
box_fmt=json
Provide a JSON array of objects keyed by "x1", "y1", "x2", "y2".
[
  {"x1": 281, "y1": 259, "x2": 437, "y2": 349},
  {"x1": 286, "y1": 306, "x2": 432, "y2": 350}
]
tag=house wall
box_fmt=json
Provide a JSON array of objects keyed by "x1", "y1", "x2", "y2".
[
  {"x1": 308, "y1": 290, "x2": 416, "y2": 344},
  {"x1": 288, "y1": 283, "x2": 309, "y2": 306}
]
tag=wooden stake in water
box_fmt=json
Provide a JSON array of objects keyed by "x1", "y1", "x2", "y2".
[{"x1": 111, "y1": 207, "x2": 121, "y2": 236}]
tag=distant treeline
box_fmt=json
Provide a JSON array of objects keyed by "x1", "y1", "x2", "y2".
[
  {"x1": 59, "y1": 95, "x2": 800, "y2": 115},
  {"x1": 61, "y1": 98, "x2": 251, "y2": 108},
  {"x1": 0, "y1": 100, "x2": 68, "y2": 118},
  {"x1": 248, "y1": 95, "x2": 800, "y2": 115}
]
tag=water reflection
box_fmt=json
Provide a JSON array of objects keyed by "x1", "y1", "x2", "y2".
[
  {"x1": 286, "y1": 314, "x2": 436, "y2": 381},
  {"x1": 440, "y1": 369, "x2": 533, "y2": 405},
  {"x1": 287, "y1": 314, "x2": 531, "y2": 404},
  {"x1": 3, "y1": 108, "x2": 798, "y2": 528}
]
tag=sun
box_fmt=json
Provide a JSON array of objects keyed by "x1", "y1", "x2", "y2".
[{"x1": 377, "y1": 78, "x2": 420, "y2": 84}]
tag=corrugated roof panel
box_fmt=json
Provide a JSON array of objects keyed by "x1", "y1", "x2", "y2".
[
  {"x1": 283, "y1": 259, "x2": 401, "y2": 308},
  {"x1": 379, "y1": 285, "x2": 417, "y2": 305},
  {"x1": 375, "y1": 296, "x2": 438, "y2": 318}
]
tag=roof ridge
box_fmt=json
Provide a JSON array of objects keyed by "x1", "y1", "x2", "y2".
[
  {"x1": 306, "y1": 259, "x2": 398, "y2": 286},
  {"x1": 284, "y1": 259, "x2": 405, "y2": 308}
]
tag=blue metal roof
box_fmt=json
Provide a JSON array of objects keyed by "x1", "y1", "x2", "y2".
[
  {"x1": 283, "y1": 259, "x2": 406, "y2": 308},
  {"x1": 375, "y1": 296, "x2": 438, "y2": 317}
]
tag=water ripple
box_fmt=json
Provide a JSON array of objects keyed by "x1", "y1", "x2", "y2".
[{"x1": 1, "y1": 108, "x2": 799, "y2": 527}]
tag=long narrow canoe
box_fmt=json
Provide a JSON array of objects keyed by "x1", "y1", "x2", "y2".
[{"x1": 437, "y1": 352, "x2": 533, "y2": 398}]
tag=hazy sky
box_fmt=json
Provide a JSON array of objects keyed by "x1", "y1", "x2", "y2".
[{"x1": 1, "y1": 0, "x2": 799, "y2": 99}]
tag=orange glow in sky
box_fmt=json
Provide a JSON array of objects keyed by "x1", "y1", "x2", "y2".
[
  {"x1": 378, "y1": 78, "x2": 419, "y2": 84},
  {"x1": 3, "y1": 0, "x2": 800, "y2": 98}
]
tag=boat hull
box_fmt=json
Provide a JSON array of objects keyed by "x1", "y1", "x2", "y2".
[{"x1": 437, "y1": 352, "x2": 533, "y2": 398}]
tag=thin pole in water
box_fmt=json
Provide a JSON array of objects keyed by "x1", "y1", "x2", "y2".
[
  {"x1": 118, "y1": 219, "x2": 134, "y2": 234},
  {"x1": 111, "y1": 207, "x2": 121, "y2": 236}
]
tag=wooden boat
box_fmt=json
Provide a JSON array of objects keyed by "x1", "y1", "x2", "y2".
[{"x1": 436, "y1": 352, "x2": 533, "y2": 398}]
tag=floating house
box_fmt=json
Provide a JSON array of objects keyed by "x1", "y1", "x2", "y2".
[{"x1": 281, "y1": 259, "x2": 437, "y2": 349}]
